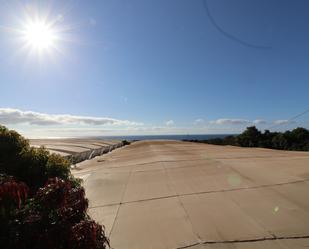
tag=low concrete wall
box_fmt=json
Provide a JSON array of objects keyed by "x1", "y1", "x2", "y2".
[{"x1": 65, "y1": 141, "x2": 125, "y2": 164}]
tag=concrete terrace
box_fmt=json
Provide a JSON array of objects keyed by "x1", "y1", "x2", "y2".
[
  {"x1": 30, "y1": 139, "x2": 123, "y2": 163},
  {"x1": 73, "y1": 140, "x2": 309, "y2": 249}
]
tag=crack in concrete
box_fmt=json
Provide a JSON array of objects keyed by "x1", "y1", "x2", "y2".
[
  {"x1": 107, "y1": 158, "x2": 208, "y2": 168},
  {"x1": 73, "y1": 159, "x2": 210, "y2": 175},
  {"x1": 162, "y1": 161, "x2": 203, "y2": 244},
  {"x1": 89, "y1": 178, "x2": 309, "y2": 210},
  {"x1": 108, "y1": 168, "x2": 133, "y2": 241},
  {"x1": 175, "y1": 235, "x2": 309, "y2": 249}
]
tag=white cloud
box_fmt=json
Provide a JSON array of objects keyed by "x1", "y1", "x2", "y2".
[
  {"x1": 165, "y1": 120, "x2": 174, "y2": 126},
  {"x1": 0, "y1": 108, "x2": 142, "y2": 126},
  {"x1": 1, "y1": 108, "x2": 280, "y2": 137},
  {"x1": 210, "y1": 118, "x2": 270, "y2": 126},
  {"x1": 273, "y1": 120, "x2": 295, "y2": 125},
  {"x1": 253, "y1": 119, "x2": 267, "y2": 125},
  {"x1": 210, "y1": 119, "x2": 251, "y2": 125},
  {"x1": 194, "y1": 118, "x2": 204, "y2": 125}
]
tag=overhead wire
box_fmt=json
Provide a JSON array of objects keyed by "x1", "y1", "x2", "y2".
[
  {"x1": 267, "y1": 108, "x2": 309, "y2": 130},
  {"x1": 202, "y1": 0, "x2": 272, "y2": 49}
]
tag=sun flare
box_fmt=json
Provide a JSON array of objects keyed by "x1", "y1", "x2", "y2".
[
  {"x1": 6, "y1": 3, "x2": 76, "y2": 61},
  {"x1": 22, "y1": 20, "x2": 58, "y2": 51}
]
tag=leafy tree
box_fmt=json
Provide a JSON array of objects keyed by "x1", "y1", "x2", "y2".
[
  {"x1": 222, "y1": 135, "x2": 236, "y2": 145},
  {"x1": 185, "y1": 126, "x2": 309, "y2": 151},
  {"x1": 289, "y1": 127, "x2": 309, "y2": 150},
  {"x1": 236, "y1": 126, "x2": 262, "y2": 147},
  {"x1": 272, "y1": 133, "x2": 289, "y2": 149}
]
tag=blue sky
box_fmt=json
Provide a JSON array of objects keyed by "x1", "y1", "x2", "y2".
[{"x1": 0, "y1": 0, "x2": 309, "y2": 137}]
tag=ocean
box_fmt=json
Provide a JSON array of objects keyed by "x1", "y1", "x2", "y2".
[{"x1": 93, "y1": 134, "x2": 235, "y2": 141}]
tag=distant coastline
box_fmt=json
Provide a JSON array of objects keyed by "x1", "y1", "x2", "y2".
[{"x1": 92, "y1": 134, "x2": 236, "y2": 141}]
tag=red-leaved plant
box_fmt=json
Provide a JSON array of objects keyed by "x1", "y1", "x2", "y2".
[
  {"x1": 0, "y1": 174, "x2": 29, "y2": 209},
  {"x1": 3, "y1": 177, "x2": 109, "y2": 249}
]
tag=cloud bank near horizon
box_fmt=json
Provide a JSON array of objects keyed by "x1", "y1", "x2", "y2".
[
  {"x1": 209, "y1": 118, "x2": 270, "y2": 126},
  {"x1": 0, "y1": 108, "x2": 142, "y2": 126},
  {"x1": 0, "y1": 108, "x2": 302, "y2": 137}
]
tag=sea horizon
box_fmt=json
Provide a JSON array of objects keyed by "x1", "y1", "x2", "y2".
[
  {"x1": 84, "y1": 134, "x2": 236, "y2": 141},
  {"x1": 29, "y1": 134, "x2": 236, "y2": 141}
]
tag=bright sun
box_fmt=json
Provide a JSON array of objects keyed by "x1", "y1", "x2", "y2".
[
  {"x1": 23, "y1": 20, "x2": 58, "y2": 51},
  {"x1": 5, "y1": 3, "x2": 72, "y2": 60}
]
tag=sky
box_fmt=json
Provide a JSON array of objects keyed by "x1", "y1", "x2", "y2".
[{"x1": 0, "y1": 0, "x2": 309, "y2": 137}]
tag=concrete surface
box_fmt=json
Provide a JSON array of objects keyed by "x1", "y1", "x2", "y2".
[
  {"x1": 73, "y1": 140, "x2": 309, "y2": 249},
  {"x1": 30, "y1": 138, "x2": 123, "y2": 163}
]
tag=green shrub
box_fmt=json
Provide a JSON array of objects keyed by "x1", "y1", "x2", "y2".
[
  {"x1": 0, "y1": 125, "x2": 70, "y2": 191},
  {"x1": 0, "y1": 125, "x2": 29, "y2": 163},
  {"x1": 0, "y1": 125, "x2": 109, "y2": 249},
  {"x1": 46, "y1": 153, "x2": 71, "y2": 179},
  {"x1": 122, "y1": 140, "x2": 131, "y2": 146}
]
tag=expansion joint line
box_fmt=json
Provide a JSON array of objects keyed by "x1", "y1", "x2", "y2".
[
  {"x1": 162, "y1": 161, "x2": 203, "y2": 243},
  {"x1": 175, "y1": 234, "x2": 309, "y2": 249},
  {"x1": 89, "y1": 178, "x2": 309, "y2": 210},
  {"x1": 107, "y1": 158, "x2": 207, "y2": 168},
  {"x1": 108, "y1": 168, "x2": 133, "y2": 247}
]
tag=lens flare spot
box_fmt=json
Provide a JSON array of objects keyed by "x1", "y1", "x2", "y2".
[
  {"x1": 273, "y1": 206, "x2": 279, "y2": 214},
  {"x1": 227, "y1": 174, "x2": 241, "y2": 187}
]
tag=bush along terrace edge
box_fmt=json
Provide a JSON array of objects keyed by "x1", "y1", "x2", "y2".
[{"x1": 0, "y1": 125, "x2": 110, "y2": 249}]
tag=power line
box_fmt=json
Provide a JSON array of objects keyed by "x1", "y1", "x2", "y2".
[
  {"x1": 202, "y1": 0, "x2": 272, "y2": 50},
  {"x1": 267, "y1": 108, "x2": 309, "y2": 130}
]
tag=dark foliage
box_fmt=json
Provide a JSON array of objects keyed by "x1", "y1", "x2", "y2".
[
  {"x1": 122, "y1": 140, "x2": 131, "y2": 146},
  {"x1": 70, "y1": 220, "x2": 108, "y2": 249},
  {"x1": 0, "y1": 174, "x2": 28, "y2": 209},
  {"x1": 0, "y1": 174, "x2": 29, "y2": 246},
  {"x1": 0, "y1": 125, "x2": 70, "y2": 191},
  {"x1": 236, "y1": 126, "x2": 261, "y2": 147},
  {"x1": 11, "y1": 178, "x2": 109, "y2": 249},
  {"x1": 184, "y1": 126, "x2": 309, "y2": 151},
  {"x1": 0, "y1": 125, "x2": 109, "y2": 249}
]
